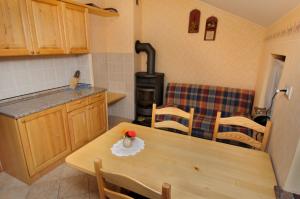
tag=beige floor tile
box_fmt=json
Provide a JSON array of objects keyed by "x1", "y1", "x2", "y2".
[
  {"x1": 0, "y1": 185, "x2": 29, "y2": 199},
  {"x1": 58, "y1": 175, "x2": 89, "y2": 199},
  {"x1": 88, "y1": 175, "x2": 98, "y2": 193},
  {"x1": 62, "y1": 164, "x2": 85, "y2": 179},
  {"x1": 63, "y1": 193, "x2": 89, "y2": 199},
  {"x1": 89, "y1": 191, "x2": 99, "y2": 199},
  {"x1": 26, "y1": 180, "x2": 59, "y2": 199},
  {"x1": 33, "y1": 164, "x2": 64, "y2": 184},
  {"x1": 0, "y1": 164, "x2": 94, "y2": 199},
  {"x1": 0, "y1": 172, "x2": 28, "y2": 191}
]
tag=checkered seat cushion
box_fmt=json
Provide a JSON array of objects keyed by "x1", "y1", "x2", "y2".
[{"x1": 157, "y1": 83, "x2": 255, "y2": 139}]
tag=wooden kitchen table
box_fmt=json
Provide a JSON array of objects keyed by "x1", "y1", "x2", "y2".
[{"x1": 66, "y1": 122, "x2": 277, "y2": 199}]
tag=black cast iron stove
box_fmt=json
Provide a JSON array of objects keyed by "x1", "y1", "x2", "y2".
[{"x1": 134, "y1": 41, "x2": 164, "y2": 126}]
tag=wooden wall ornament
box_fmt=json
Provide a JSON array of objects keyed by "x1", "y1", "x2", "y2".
[
  {"x1": 204, "y1": 16, "x2": 218, "y2": 41},
  {"x1": 188, "y1": 9, "x2": 201, "y2": 33}
]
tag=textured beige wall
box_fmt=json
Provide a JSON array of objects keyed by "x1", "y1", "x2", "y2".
[
  {"x1": 89, "y1": 15, "x2": 107, "y2": 53},
  {"x1": 255, "y1": 5, "x2": 300, "y2": 194},
  {"x1": 134, "y1": 0, "x2": 142, "y2": 73},
  {"x1": 104, "y1": 0, "x2": 135, "y2": 53},
  {"x1": 140, "y1": 0, "x2": 266, "y2": 89},
  {"x1": 85, "y1": 0, "x2": 106, "y2": 53},
  {"x1": 88, "y1": 0, "x2": 135, "y2": 53},
  {"x1": 285, "y1": 140, "x2": 300, "y2": 193}
]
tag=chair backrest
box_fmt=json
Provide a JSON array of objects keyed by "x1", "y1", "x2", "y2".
[
  {"x1": 151, "y1": 104, "x2": 194, "y2": 136},
  {"x1": 213, "y1": 112, "x2": 272, "y2": 151},
  {"x1": 94, "y1": 159, "x2": 171, "y2": 199}
]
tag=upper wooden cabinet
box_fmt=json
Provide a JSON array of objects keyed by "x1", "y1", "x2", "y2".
[
  {"x1": 0, "y1": 0, "x2": 33, "y2": 56},
  {"x1": 27, "y1": 0, "x2": 66, "y2": 55},
  {"x1": 62, "y1": 3, "x2": 89, "y2": 54},
  {"x1": 0, "y1": 0, "x2": 117, "y2": 57}
]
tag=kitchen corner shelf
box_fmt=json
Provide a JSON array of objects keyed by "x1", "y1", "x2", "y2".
[
  {"x1": 107, "y1": 92, "x2": 126, "y2": 106},
  {"x1": 61, "y1": 0, "x2": 119, "y2": 17},
  {"x1": 85, "y1": 4, "x2": 119, "y2": 17}
]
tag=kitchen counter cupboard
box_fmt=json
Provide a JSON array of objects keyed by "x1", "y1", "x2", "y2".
[{"x1": 0, "y1": 91, "x2": 107, "y2": 184}]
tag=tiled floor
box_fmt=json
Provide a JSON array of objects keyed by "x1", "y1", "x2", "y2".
[{"x1": 0, "y1": 163, "x2": 99, "y2": 199}]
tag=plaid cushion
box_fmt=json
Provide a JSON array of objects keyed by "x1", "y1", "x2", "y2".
[
  {"x1": 166, "y1": 83, "x2": 254, "y2": 117},
  {"x1": 159, "y1": 83, "x2": 255, "y2": 139}
]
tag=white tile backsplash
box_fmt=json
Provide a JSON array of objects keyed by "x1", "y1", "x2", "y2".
[
  {"x1": 108, "y1": 53, "x2": 135, "y2": 120},
  {"x1": 92, "y1": 53, "x2": 135, "y2": 120},
  {"x1": 0, "y1": 55, "x2": 92, "y2": 100}
]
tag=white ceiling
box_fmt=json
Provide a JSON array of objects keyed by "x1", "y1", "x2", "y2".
[{"x1": 201, "y1": 0, "x2": 300, "y2": 26}]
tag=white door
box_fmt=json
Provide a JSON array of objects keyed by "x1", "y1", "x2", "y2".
[{"x1": 265, "y1": 58, "x2": 284, "y2": 114}]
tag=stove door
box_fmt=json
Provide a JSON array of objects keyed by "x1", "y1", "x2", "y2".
[{"x1": 136, "y1": 87, "x2": 156, "y2": 108}]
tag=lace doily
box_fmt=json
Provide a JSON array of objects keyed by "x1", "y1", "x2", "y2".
[{"x1": 111, "y1": 137, "x2": 145, "y2": 157}]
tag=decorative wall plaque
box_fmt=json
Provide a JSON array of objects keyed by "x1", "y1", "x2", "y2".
[
  {"x1": 188, "y1": 9, "x2": 201, "y2": 33},
  {"x1": 204, "y1": 16, "x2": 218, "y2": 41}
]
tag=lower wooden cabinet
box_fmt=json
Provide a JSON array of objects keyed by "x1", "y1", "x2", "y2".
[
  {"x1": 0, "y1": 91, "x2": 107, "y2": 184},
  {"x1": 68, "y1": 106, "x2": 90, "y2": 150},
  {"x1": 88, "y1": 100, "x2": 107, "y2": 140},
  {"x1": 18, "y1": 105, "x2": 71, "y2": 176},
  {"x1": 68, "y1": 94, "x2": 107, "y2": 150}
]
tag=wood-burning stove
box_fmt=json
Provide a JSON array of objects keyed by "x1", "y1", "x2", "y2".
[
  {"x1": 134, "y1": 41, "x2": 164, "y2": 126},
  {"x1": 135, "y1": 72, "x2": 164, "y2": 126}
]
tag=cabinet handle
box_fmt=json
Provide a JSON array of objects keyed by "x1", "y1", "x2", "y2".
[
  {"x1": 89, "y1": 106, "x2": 95, "y2": 110},
  {"x1": 73, "y1": 100, "x2": 82, "y2": 105}
]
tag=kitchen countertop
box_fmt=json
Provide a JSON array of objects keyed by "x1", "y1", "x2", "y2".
[{"x1": 0, "y1": 85, "x2": 106, "y2": 119}]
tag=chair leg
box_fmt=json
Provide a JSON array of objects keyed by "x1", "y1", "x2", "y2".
[
  {"x1": 151, "y1": 104, "x2": 157, "y2": 128},
  {"x1": 162, "y1": 183, "x2": 171, "y2": 199}
]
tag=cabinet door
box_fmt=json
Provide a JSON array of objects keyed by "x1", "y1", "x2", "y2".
[
  {"x1": 88, "y1": 100, "x2": 107, "y2": 140},
  {"x1": 27, "y1": 0, "x2": 65, "y2": 55},
  {"x1": 18, "y1": 105, "x2": 71, "y2": 176},
  {"x1": 68, "y1": 106, "x2": 90, "y2": 150},
  {"x1": 0, "y1": 0, "x2": 33, "y2": 56},
  {"x1": 62, "y1": 3, "x2": 89, "y2": 54}
]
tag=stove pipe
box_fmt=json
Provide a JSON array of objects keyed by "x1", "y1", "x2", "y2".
[{"x1": 135, "y1": 40, "x2": 156, "y2": 75}]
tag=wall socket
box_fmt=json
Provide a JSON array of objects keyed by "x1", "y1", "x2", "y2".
[{"x1": 285, "y1": 86, "x2": 293, "y2": 100}]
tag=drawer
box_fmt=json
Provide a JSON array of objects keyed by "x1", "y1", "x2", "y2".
[
  {"x1": 89, "y1": 92, "x2": 105, "y2": 104},
  {"x1": 66, "y1": 98, "x2": 89, "y2": 112}
]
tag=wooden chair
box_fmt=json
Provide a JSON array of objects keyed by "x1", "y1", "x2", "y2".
[
  {"x1": 213, "y1": 112, "x2": 272, "y2": 151},
  {"x1": 151, "y1": 104, "x2": 194, "y2": 136},
  {"x1": 94, "y1": 159, "x2": 171, "y2": 199}
]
